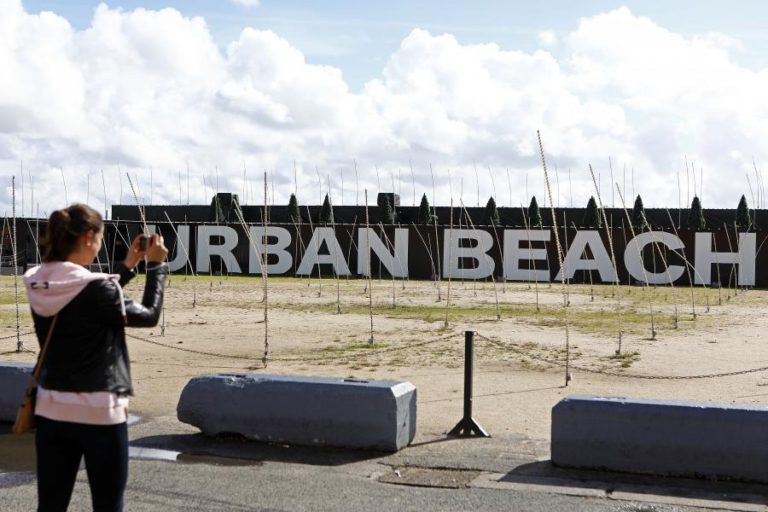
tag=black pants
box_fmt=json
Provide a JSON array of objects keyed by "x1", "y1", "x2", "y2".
[{"x1": 35, "y1": 416, "x2": 128, "y2": 512}]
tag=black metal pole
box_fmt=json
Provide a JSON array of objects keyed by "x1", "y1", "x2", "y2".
[
  {"x1": 447, "y1": 330, "x2": 490, "y2": 438},
  {"x1": 463, "y1": 330, "x2": 473, "y2": 420}
]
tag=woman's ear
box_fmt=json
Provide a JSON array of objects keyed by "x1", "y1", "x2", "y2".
[{"x1": 83, "y1": 230, "x2": 95, "y2": 247}]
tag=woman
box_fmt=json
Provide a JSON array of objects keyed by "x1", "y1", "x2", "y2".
[{"x1": 23, "y1": 203, "x2": 168, "y2": 512}]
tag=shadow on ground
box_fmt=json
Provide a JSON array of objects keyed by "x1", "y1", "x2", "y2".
[
  {"x1": 130, "y1": 432, "x2": 388, "y2": 467},
  {"x1": 501, "y1": 460, "x2": 768, "y2": 506},
  {"x1": 0, "y1": 423, "x2": 36, "y2": 489}
]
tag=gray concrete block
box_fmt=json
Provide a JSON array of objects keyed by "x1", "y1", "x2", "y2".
[
  {"x1": 177, "y1": 374, "x2": 417, "y2": 452},
  {"x1": 0, "y1": 362, "x2": 33, "y2": 422},
  {"x1": 552, "y1": 395, "x2": 768, "y2": 483}
]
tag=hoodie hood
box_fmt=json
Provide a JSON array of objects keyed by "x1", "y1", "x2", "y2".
[{"x1": 24, "y1": 262, "x2": 120, "y2": 317}]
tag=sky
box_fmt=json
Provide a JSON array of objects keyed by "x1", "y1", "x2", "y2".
[{"x1": 3, "y1": 0, "x2": 768, "y2": 217}]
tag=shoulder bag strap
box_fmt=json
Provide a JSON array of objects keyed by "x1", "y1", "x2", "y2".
[{"x1": 27, "y1": 315, "x2": 59, "y2": 388}]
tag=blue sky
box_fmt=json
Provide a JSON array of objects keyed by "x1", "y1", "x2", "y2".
[{"x1": 21, "y1": 0, "x2": 768, "y2": 90}]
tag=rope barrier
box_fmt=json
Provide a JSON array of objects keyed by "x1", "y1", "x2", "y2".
[
  {"x1": 127, "y1": 333, "x2": 254, "y2": 361},
  {"x1": 127, "y1": 331, "x2": 460, "y2": 364},
  {"x1": 0, "y1": 330, "x2": 35, "y2": 341},
  {"x1": 474, "y1": 332, "x2": 768, "y2": 380},
  {"x1": 15, "y1": 320, "x2": 768, "y2": 380}
]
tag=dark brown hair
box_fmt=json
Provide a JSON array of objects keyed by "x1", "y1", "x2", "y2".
[{"x1": 42, "y1": 204, "x2": 103, "y2": 262}]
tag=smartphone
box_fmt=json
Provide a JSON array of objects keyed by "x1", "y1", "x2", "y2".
[{"x1": 139, "y1": 235, "x2": 147, "y2": 251}]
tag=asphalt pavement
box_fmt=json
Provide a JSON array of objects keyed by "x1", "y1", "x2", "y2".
[{"x1": 1, "y1": 417, "x2": 767, "y2": 512}]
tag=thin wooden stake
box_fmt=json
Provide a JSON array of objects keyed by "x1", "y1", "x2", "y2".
[
  {"x1": 589, "y1": 165, "x2": 622, "y2": 353},
  {"x1": 11, "y1": 178, "x2": 22, "y2": 352},
  {"x1": 365, "y1": 190, "x2": 374, "y2": 344},
  {"x1": 262, "y1": 171, "x2": 269, "y2": 366},
  {"x1": 444, "y1": 199, "x2": 453, "y2": 328},
  {"x1": 537, "y1": 131, "x2": 571, "y2": 386}
]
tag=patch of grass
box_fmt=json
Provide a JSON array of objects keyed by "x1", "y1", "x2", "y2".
[
  {"x1": 531, "y1": 308, "x2": 677, "y2": 336},
  {"x1": 600, "y1": 350, "x2": 641, "y2": 368},
  {"x1": 0, "y1": 291, "x2": 27, "y2": 305},
  {"x1": 273, "y1": 301, "x2": 542, "y2": 324},
  {"x1": 348, "y1": 343, "x2": 389, "y2": 350},
  {"x1": 0, "y1": 309, "x2": 32, "y2": 326},
  {"x1": 271, "y1": 298, "x2": 682, "y2": 337},
  {"x1": 320, "y1": 342, "x2": 390, "y2": 354}
]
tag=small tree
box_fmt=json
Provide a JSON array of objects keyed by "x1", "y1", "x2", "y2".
[
  {"x1": 319, "y1": 193, "x2": 334, "y2": 224},
  {"x1": 288, "y1": 193, "x2": 301, "y2": 224},
  {"x1": 485, "y1": 196, "x2": 500, "y2": 226},
  {"x1": 528, "y1": 196, "x2": 542, "y2": 228},
  {"x1": 418, "y1": 193, "x2": 433, "y2": 224},
  {"x1": 632, "y1": 195, "x2": 646, "y2": 230},
  {"x1": 687, "y1": 196, "x2": 706, "y2": 230},
  {"x1": 380, "y1": 196, "x2": 396, "y2": 224},
  {"x1": 735, "y1": 195, "x2": 751, "y2": 231},
  {"x1": 583, "y1": 196, "x2": 601, "y2": 228}
]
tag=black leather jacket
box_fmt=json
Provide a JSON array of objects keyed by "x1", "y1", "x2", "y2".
[{"x1": 32, "y1": 262, "x2": 168, "y2": 395}]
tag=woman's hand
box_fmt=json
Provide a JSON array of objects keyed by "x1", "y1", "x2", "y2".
[
  {"x1": 123, "y1": 234, "x2": 168, "y2": 269},
  {"x1": 123, "y1": 234, "x2": 146, "y2": 270},
  {"x1": 145, "y1": 234, "x2": 169, "y2": 263}
]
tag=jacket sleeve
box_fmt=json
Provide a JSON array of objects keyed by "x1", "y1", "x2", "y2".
[
  {"x1": 94, "y1": 262, "x2": 168, "y2": 328},
  {"x1": 115, "y1": 262, "x2": 137, "y2": 288},
  {"x1": 124, "y1": 262, "x2": 169, "y2": 327}
]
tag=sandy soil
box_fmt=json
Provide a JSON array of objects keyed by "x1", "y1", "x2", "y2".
[{"x1": 3, "y1": 273, "x2": 768, "y2": 443}]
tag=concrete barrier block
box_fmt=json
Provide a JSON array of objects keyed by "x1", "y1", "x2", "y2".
[
  {"x1": 0, "y1": 362, "x2": 33, "y2": 422},
  {"x1": 552, "y1": 395, "x2": 768, "y2": 483},
  {"x1": 177, "y1": 374, "x2": 417, "y2": 452}
]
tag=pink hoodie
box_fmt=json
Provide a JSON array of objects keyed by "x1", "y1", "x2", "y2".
[
  {"x1": 24, "y1": 261, "x2": 125, "y2": 317},
  {"x1": 24, "y1": 261, "x2": 130, "y2": 425}
]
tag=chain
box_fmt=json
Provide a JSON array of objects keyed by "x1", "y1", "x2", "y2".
[
  {"x1": 475, "y1": 332, "x2": 768, "y2": 380},
  {"x1": 127, "y1": 331, "x2": 460, "y2": 364},
  {"x1": 0, "y1": 330, "x2": 35, "y2": 341},
  {"x1": 127, "y1": 333, "x2": 254, "y2": 361}
]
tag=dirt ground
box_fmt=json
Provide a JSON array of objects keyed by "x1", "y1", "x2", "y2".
[{"x1": 3, "y1": 273, "x2": 768, "y2": 443}]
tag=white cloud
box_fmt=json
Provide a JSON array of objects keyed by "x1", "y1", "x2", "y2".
[
  {"x1": 0, "y1": 1, "x2": 766, "y2": 217},
  {"x1": 565, "y1": 6, "x2": 768, "y2": 207},
  {"x1": 230, "y1": 0, "x2": 260, "y2": 7},
  {"x1": 537, "y1": 30, "x2": 557, "y2": 47}
]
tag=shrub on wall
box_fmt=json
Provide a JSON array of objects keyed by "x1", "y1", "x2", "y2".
[
  {"x1": 735, "y1": 195, "x2": 752, "y2": 231},
  {"x1": 319, "y1": 194, "x2": 334, "y2": 224},
  {"x1": 288, "y1": 193, "x2": 301, "y2": 224},
  {"x1": 687, "y1": 196, "x2": 706, "y2": 230},
  {"x1": 632, "y1": 195, "x2": 646, "y2": 230},
  {"x1": 583, "y1": 196, "x2": 601, "y2": 228},
  {"x1": 418, "y1": 193, "x2": 434, "y2": 224},
  {"x1": 485, "y1": 196, "x2": 500, "y2": 226},
  {"x1": 528, "y1": 196, "x2": 542, "y2": 228}
]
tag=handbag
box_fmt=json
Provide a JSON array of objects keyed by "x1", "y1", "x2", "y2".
[{"x1": 12, "y1": 315, "x2": 58, "y2": 435}]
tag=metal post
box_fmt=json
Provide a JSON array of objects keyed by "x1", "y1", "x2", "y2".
[
  {"x1": 447, "y1": 331, "x2": 489, "y2": 437},
  {"x1": 462, "y1": 330, "x2": 474, "y2": 419}
]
